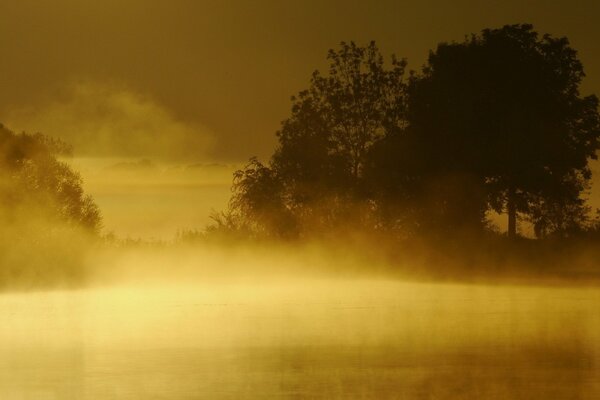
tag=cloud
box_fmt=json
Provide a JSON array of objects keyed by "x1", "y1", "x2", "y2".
[{"x1": 4, "y1": 80, "x2": 214, "y2": 160}]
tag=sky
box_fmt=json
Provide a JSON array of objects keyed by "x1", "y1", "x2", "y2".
[
  {"x1": 1, "y1": 0, "x2": 599, "y2": 237},
  {"x1": 1, "y1": 0, "x2": 599, "y2": 162}
]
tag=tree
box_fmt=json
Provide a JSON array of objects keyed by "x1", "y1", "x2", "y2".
[
  {"x1": 227, "y1": 157, "x2": 295, "y2": 238},
  {"x1": 226, "y1": 42, "x2": 408, "y2": 237},
  {"x1": 406, "y1": 24, "x2": 600, "y2": 237},
  {"x1": 274, "y1": 41, "x2": 407, "y2": 184},
  {"x1": 0, "y1": 124, "x2": 102, "y2": 287},
  {"x1": 0, "y1": 124, "x2": 102, "y2": 234}
]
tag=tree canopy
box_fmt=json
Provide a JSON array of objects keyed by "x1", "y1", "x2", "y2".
[
  {"x1": 216, "y1": 41, "x2": 408, "y2": 237},
  {"x1": 403, "y1": 24, "x2": 600, "y2": 237},
  {"x1": 218, "y1": 24, "x2": 600, "y2": 240}
]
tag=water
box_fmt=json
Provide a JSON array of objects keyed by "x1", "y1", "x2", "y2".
[{"x1": 1, "y1": 279, "x2": 599, "y2": 399}]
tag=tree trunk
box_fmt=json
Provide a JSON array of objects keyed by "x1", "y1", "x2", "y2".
[{"x1": 507, "y1": 185, "x2": 517, "y2": 238}]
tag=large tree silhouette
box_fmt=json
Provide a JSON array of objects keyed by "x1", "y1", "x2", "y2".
[
  {"x1": 221, "y1": 26, "x2": 600, "y2": 240},
  {"x1": 406, "y1": 24, "x2": 600, "y2": 237},
  {"x1": 223, "y1": 42, "x2": 408, "y2": 237},
  {"x1": 274, "y1": 41, "x2": 407, "y2": 183}
]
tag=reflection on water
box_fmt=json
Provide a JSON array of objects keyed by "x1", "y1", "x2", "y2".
[{"x1": 1, "y1": 280, "x2": 599, "y2": 399}]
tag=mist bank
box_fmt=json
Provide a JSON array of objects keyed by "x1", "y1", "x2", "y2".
[
  {"x1": 67, "y1": 157, "x2": 238, "y2": 238},
  {"x1": 2, "y1": 140, "x2": 600, "y2": 292},
  {"x1": 4, "y1": 227, "x2": 600, "y2": 293},
  {"x1": 94, "y1": 233, "x2": 600, "y2": 287}
]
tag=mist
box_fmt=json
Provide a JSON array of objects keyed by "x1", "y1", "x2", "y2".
[
  {"x1": 3, "y1": 236, "x2": 600, "y2": 398},
  {"x1": 68, "y1": 157, "x2": 237, "y2": 238},
  {"x1": 3, "y1": 7, "x2": 600, "y2": 398},
  {"x1": 4, "y1": 80, "x2": 215, "y2": 160},
  {"x1": 3, "y1": 179, "x2": 600, "y2": 399}
]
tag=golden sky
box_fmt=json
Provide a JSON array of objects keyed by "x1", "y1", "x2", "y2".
[{"x1": 1, "y1": 0, "x2": 599, "y2": 162}]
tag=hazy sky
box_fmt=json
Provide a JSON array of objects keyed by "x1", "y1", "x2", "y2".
[{"x1": 1, "y1": 0, "x2": 599, "y2": 162}]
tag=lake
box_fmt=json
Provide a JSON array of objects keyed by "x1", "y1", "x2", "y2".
[{"x1": 1, "y1": 279, "x2": 599, "y2": 399}]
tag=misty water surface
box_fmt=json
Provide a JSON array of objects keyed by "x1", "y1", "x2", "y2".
[{"x1": 1, "y1": 279, "x2": 599, "y2": 399}]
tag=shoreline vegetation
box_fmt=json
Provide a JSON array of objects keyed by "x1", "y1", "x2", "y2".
[{"x1": 2, "y1": 23, "x2": 600, "y2": 291}]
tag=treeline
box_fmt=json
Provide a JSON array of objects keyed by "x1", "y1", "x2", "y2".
[{"x1": 211, "y1": 24, "x2": 600, "y2": 241}]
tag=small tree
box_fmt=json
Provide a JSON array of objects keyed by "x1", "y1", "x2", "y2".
[
  {"x1": 227, "y1": 157, "x2": 295, "y2": 238},
  {"x1": 0, "y1": 124, "x2": 102, "y2": 234}
]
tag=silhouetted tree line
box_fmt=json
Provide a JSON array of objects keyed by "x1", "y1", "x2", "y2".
[{"x1": 213, "y1": 24, "x2": 600, "y2": 240}]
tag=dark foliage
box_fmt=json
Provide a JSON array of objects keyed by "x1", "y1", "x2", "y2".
[
  {"x1": 0, "y1": 124, "x2": 101, "y2": 233},
  {"x1": 216, "y1": 25, "x2": 600, "y2": 241},
  {"x1": 401, "y1": 24, "x2": 600, "y2": 237},
  {"x1": 214, "y1": 41, "x2": 408, "y2": 238}
]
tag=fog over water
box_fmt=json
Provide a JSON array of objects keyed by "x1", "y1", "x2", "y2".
[
  {"x1": 0, "y1": 154, "x2": 595, "y2": 398},
  {"x1": 2, "y1": 277, "x2": 599, "y2": 399},
  {"x1": 0, "y1": 236, "x2": 599, "y2": 399},
  {"x1": 1, "y1": 136, "x2": 598, "y2": 399}
]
